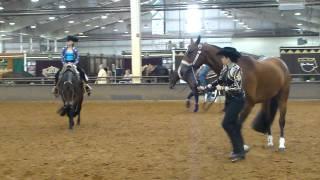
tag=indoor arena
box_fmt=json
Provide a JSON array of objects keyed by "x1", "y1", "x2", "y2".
[{"x1": 0, "y1": 0, "x2": 319, "y2": 179}]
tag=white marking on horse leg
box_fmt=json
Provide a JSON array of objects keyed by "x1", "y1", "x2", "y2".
[
  {"x1": 267, "y1": 135, "x2": 274, "y2": 147},
  {"x1": 279, "y1": 137, "x2": 286, "y2": 149}
]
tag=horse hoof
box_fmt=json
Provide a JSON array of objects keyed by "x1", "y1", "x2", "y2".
[
  {"x1": 193, "y1": 105, "x2": 199, "y2": 112},
  {"x1": 186, "y1": 101, "x2": 191, "y2": 108},
  {"x1": 278, "y1": 148, "x2": 285, "y2": 152}
]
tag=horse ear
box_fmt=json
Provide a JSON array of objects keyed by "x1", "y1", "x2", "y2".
[
  {"x1": 195, "y1": 35, "x2": 201, "y2": 45},
  {"x1": 190, "y1": 38, "x2": 194, "y2": 44}
]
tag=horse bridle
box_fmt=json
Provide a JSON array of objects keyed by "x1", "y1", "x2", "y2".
[{"x1": 178, "y1": 43, "x2": 203, "y2": 84}]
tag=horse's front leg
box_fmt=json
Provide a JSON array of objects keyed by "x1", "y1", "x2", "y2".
[
  {"x1": 68, "y1": 109, "x2": 74, "y2": 130},
  {"x1": 193, "y1": 88, "x2": 199, "y2": 113},
  {"x1": 186, "y1": 92, "x2": 193, "y2": 108},
  {"x1": 238, "y1": 100, "x2": 254, "y2": 124}
]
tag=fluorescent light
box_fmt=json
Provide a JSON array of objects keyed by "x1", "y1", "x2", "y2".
[
  {"x1": 78, "y1": 32, "x2": 84, "y2": 35},
  {"x1": 227, "y1": 14, "x2": 233, "y2": 18},
  {"x1": 124, "y1": 31, "x2": 129, "y2": 34},
  {"x1": 233, "y1": 19, "x2": 239, "y2": 22},
  {"x1": 101, "y1": 26, "x2": 106, "y2": 29},
  {"x1": 297, "y1": 23, "x2": 303, "y2": 26},
  {"x1": 211, "y1": 5, "x2": 219, "y2": 8},
  {"x1": 85, "y1": 24, "x2": 91, "y2": 27},
  {"x1": 59, "y1": 5, "x2": 66, "y2": 9},
  {"x1": 1, "y1": 34, "x2": 6, "y2": 37},
  {"x1": 68, "y1": 20, "x2": 75, "y2": 24},
  {"x1": 101, "y1": 15, "x2": 108, "y2": 19},
  {"x1": 31, "y1": 0, "x2": 39, "y2": 2},
  {"x1": 0, "y1": 6, "x2": 4, "y2": 10},
  {"x1": 78, "y1": 35, "x2": 88, "y2": 38},
  {"x1": 9, "y1": 22, "x2": 15, "y2": 25},
  {"x1": 30, "y1": 25, "x2": 37, "y2": 29},
  {"x1": 64, "y1": 30, "x2": 69, "y2": 33},
  {"x1": 49, "y1": 16, "x2": 55, "y2": 20},
  {"x1": 294, "y1": 12, "x2": 301, "y2": 16},
  {"x1": 113, "y1": 29, "x2": 118, "y2": 32},
  {"x1": 118, "y1": 19, "x2": 124, "y2": 23},
  {"x1": 94, "y1": 25, "x2": 100, "y2": 28},
  {"x1": 0, "y1": 21, "x2": 5, "y2": 23}
]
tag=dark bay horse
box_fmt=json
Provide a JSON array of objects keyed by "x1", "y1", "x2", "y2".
[
  {"x1": 179, "y1": 36, "x2": 291, "y2": 150},
  {"x1": 169, "y1": 38, "x2": 223, "y2": 112},
  {"x1": 57, "y1": 64, "x2": 84, "y2": 130}
]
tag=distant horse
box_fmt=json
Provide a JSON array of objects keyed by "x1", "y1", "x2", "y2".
[
  {"x1": 57, "y1": 64, "x2": 84, "y2": 130},
  {"x1": 177, "y1": 36, "x2": 291, "y2": 150},
  {"x1": 169, "y1": 68, "x2": 219, "y2": 112},
  {"x1": 169, "y1": 38, "x2": 223, "y2": 112}
]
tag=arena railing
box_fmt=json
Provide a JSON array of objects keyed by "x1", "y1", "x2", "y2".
[{"x1": 0, "y1": 74, "x2": 319, "y2": 86}]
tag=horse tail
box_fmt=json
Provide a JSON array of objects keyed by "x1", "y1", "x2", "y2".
[{"x1": 252, "y1": 95, "x2": 279, "y2": 133}]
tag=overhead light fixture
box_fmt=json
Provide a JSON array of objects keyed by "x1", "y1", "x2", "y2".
[
  {"x1": 101, "y1": 15, "x2": 108, "y2": 19},
  {"x1": 49, "y1": 16, "x2": 55, "y2": 20},
  {"x1": 59, "y1": 4, "x2": 66, "y2": 9},
  {"x1": 78, "y1": 32, "x2": 84, "y2": 35},
  {"x1": 113, "y1": 29, "x2": 118, "y2": 32},
  {"x1": 211, "y1": 5, "x2": 219, "y2": 8},
  {"x1": 94, "y1": 25, "x2": 100, "y2": 28},
  {"x1": 206, "y1": 30, "x2": 212, "y2": 33},
  {"x1": 294, "y1": 12, "x2": 301, "y2": 16},
  {"x1": 1, "y1": 34, "x2": 6, "y2": 37},
  {"x1": 9, "y1": 22, "x2": 15, "y2": 26},
  {"x1": 64, "y1": 30, "x2": 69, "y2": 33},
  {"x1": 118, "y1": 19, "x2": 124, "y2": 23},
  {"x1": 124, "y1": 31, "x2": 129, "y2": 34},
  {"x1": 233, "y1": 19, "x2": 239, "y2": 22},
  {"x1": 85, "y1": 24, "x2": 91, "y2": 27},
  {"x1": 0, "y1": 21, "x2": 5, "y2": 23},
  {"x1": 297, "y1": 23, "x2": 303, "y2": 26},
  {"x1": 101, "y1": 26, "x2": 106, "y2": 29},
  {"x1": 0, "y1": 6, "x2": 4, "y2": 10},
  {"x1": 68, "y1": 20, "x2": 75, "y2": 24},
  {"x1": 78, "y1": 35, "x2": 88, "y2": 38},
  {"x1": 238, "y1": 21, "x2": 244, "y2": 25},
  {"x1": 227, "y1": 14, "x2": 233, "y2": 18},
  {"x1": 30, "y1": 25, "x2": 37, "y2": 29},
  {"x1": 31, "y1": 0, "x2": 39, "y2": 2}
]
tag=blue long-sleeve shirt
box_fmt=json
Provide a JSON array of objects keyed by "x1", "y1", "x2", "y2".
[{"x1": 61, "y1": 47, "x2": 79, "y2": 65}]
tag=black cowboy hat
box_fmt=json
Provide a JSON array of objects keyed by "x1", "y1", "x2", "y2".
[
  {"x1": 217, "y1": 47, "x2": 241, "y2": 63},
  {"x1": 66, "y1": 35, "x2": 79, "y2": 42}
]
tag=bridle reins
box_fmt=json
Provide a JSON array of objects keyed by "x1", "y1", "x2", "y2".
[{"x1": 178, "y1": 43, "x2": 203, "y2": 85}]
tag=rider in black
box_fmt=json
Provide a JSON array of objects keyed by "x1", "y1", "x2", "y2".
[
  {"x1": 208, "y1": 47, "x2": 249, "y2": 162},
  {"x1": 52, "y1": 35, "x2": 92, "y2": 96}
]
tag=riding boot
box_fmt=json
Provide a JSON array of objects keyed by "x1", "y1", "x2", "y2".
[{"x1": 84, "y1": 83, "x2": 92, "y2": 96}]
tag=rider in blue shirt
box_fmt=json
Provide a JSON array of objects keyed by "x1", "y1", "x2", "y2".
[{"x1": 52, "y1": 35, "x2": 92, "y2": 96}]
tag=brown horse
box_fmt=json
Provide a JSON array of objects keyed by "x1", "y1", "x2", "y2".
[{"x1": 181, "y1": 36, "x2": 291, "y2": 151}]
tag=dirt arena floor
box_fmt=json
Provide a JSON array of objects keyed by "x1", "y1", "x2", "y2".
[{"x1": 0, "y1": 101, "x2": 319, "y2": 180}]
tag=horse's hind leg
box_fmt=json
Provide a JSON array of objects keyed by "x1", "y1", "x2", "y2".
[
  {"x1": 279, "y1": 95, "x2": 287, "y2": 150},
  {"x1": 186, "y1": 92, "x2": 193, "y2": 108},
  {"x1": 278, "y1": 89, "x2": 289, "y2": 151}
]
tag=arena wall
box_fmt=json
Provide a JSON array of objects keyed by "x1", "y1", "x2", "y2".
[{"x1": 0, "y1": 82, "x2": 319, "y2": 101}]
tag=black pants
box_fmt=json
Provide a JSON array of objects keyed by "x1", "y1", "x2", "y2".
[
  {"x1": 222, "y1": 94, "x2": 245, "y2": 154},
  {"x1": 55, "y1": 66, "x2": 87, "y2": 84}
]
